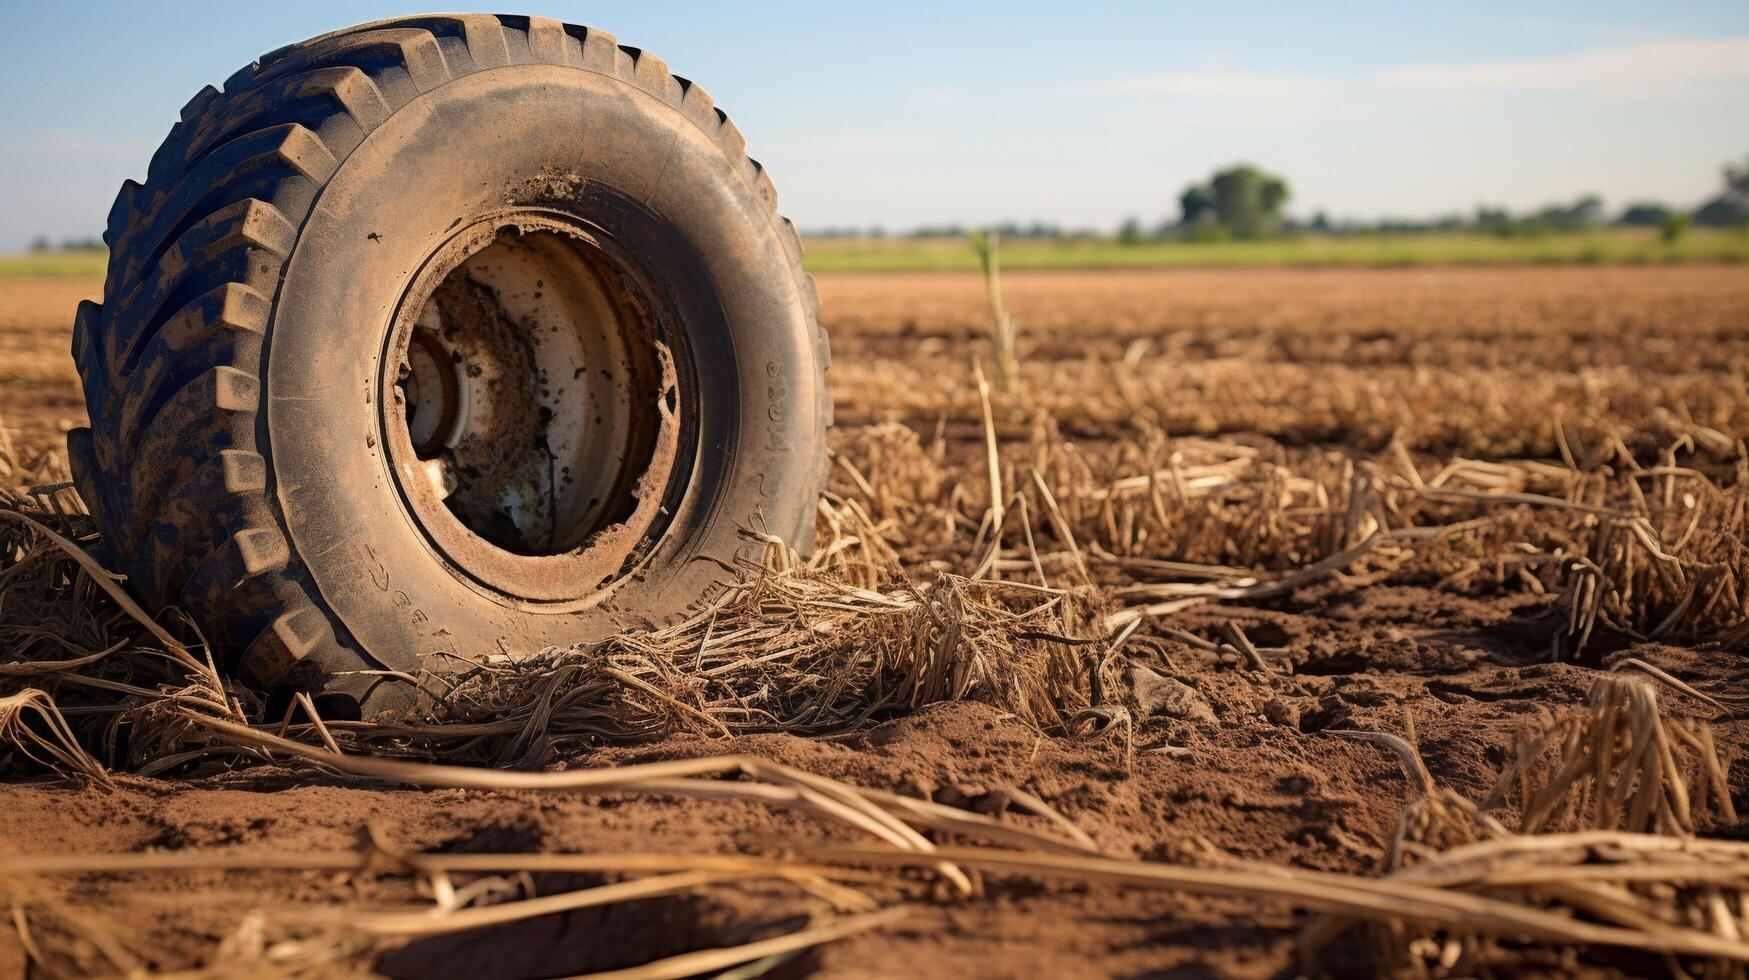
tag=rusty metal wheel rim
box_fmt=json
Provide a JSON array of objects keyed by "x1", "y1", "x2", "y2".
[{"x1": 380, "y1": 208, "x2": 696, "y2": 604}]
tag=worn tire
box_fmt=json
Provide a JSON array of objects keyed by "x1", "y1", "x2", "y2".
[{"x1": 68, "y1": 15, "x2": 829, "y2": 717}]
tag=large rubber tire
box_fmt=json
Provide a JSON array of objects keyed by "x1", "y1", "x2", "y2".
[{"x1": 68, "y1": 15, "x2": 829, "y2": 717}]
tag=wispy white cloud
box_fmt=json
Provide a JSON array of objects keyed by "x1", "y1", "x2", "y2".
[
  {"x1": 1098, "y1": 70, "x2": 1332, "y2": 101},
  {"x1": 1381, "y1": 38, "x2": 1749, "y2": 99},
  {"x1": 1073, "y1": 70, "x2": 1347, "y2": 126},
  {"x1": 1074, "y1": 37, "x2": 1749, "y2": 129}
]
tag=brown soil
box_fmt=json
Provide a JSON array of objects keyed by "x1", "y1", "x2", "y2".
[
  {"x1": 4, "y1": 266, "x2": 1748, "y2": 977},
  {"x1": 0, "y1": 278, "x2": 92, "y2": 462}
]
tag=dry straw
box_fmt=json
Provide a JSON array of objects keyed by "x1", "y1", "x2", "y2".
[
  {"x1": 969, "y1": 229, "x2": 1020, "y2": 393},
  {"x1": 5, "y1": 347, "x2": 1749, "y2": 973},
  {"x1": 6, "y1": 684, "x2": 1745, "y2": 975}
]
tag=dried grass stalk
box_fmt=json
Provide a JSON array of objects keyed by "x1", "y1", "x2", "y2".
[
  {"x1": 0, "y1": 687, "x2": 109, "y2": 784},
  {"x1": 349, "y1": 564, "x2": 1108, "y2": 766},
  {"x1": 1490, "y1": 675, "x2": 1735, "y2": 835},
  {"x1": 1315, "y1": 687, "x2": 1746, "y2": 975}
]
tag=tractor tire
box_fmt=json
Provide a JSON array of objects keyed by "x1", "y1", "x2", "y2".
[{"x1": 67, "y1": 15, "x2": 829, "y2": 718}]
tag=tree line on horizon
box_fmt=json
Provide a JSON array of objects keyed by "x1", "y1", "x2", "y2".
[{"x1": 800, "y1": 155, "x2": 1749, "y2": 243}]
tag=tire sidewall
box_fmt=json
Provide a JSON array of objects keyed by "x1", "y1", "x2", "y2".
[{"x1": 266, "y1": 64, "x2": 821, "y2": 670}]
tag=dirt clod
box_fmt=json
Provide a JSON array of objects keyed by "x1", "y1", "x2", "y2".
[
  {"x1": 1131, "y1": 665, "x2": 1217, "y2": 723},
  {"x1": 1264, "y1": 697, "x2": 1303, "y2": 730}
]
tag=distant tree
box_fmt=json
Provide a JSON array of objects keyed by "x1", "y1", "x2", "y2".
[
  {"x1": 1472, "y1": 197, "x2": 1606, "y2": 237},
  {"x1": 1662, "y1": 212, "x2": 1691, "y2": 244},
  {"x1": 1207, "y1": 165, "x2": 1290, "y2": 239},
  {"x1": 910, "y1": 224, "x2": 967, "y2": 239},
  {"x1": 1309, "y1": 210, "x2": 1332, "y2": 234},
  {"x1": 1175, "y1": 165, "x2": 1290, "y2": 240},
  {"x1": 1727, "y1": 155, "x2": 1749, "y2": 197},
  {"x1": 1116, "y1": 216, "x2": 1144, "y2": 246},
  {"x1": 1178, "y1": 185, "x2": 1214, "y2": 228},
  {"x1": 1695, "y1": 155, "x2": 1749, "y2": 228},
  {"x1": 1574, "y1": 195, "x2": 1604, "y2": 225},
  {"x1": 1534, "y1": 195, "x2": 1603, "y2": 232},
  {"x1": 1618, "y1": 202, "x2": 1674, "y2": 227},
  {"x1": 28, "y1": 235, "x2": 51, "y2": 253},
  {"x1": 1695, "y1": 197, "x2": 1749, "y2": 227},
  {"x1": 1474, "y1": 206, "x2": 1514, "y2": 237}
]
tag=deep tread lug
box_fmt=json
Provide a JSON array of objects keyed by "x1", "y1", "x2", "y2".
[
  {"x1": 219, "y1": 449, "x2": 267, "y2": 493},
  {"x1": 66, "y1": 426, "x2": 103, "y2": 522},
  {"x1": 240, "y1": 605, "x2": 331, "y2": 685},
  {"x1": 577, "y1": 28, "x2": 619, "y2": 72},
  {"x1": 231, "y1": 527, "x2": 289, "y2": 576},
  {"x1": 300, "y1": 66, "x2": 391, "y2": 131},
  {"x1": 452, "y1": 14, "x2": 511, "y2": 70},
  {"x1": 525, "y1": 16, "x2": 568, "y2": 65}
]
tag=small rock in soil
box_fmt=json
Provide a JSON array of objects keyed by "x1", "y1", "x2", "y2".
[
  {"x1": 898, "y1": 774, "x2": 937, "y2": 800},
  {"x1": 933, "y1": 784, "x2": 984, "y2": 808},
  {"x1": 1130, "y1": 665, "x2": 1217, "y2": 723},
  {"x1": 1264, "y1": 697, "x2": 1303, "y2": 730},
  {"x1": 971, "y1": 789, "x2": 1013, "y2": 815}
]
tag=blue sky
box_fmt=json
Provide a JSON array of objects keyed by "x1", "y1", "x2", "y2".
[{"x1": 2, "y1": 1, "x2": 1747, "y2": 249}]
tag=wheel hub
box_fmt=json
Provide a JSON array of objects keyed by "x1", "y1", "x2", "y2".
[{"x1": 380, "y1": 211, "x2": 694, "y2": 603}]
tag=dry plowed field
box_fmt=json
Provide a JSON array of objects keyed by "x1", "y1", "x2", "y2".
[{"x1": 4, "y1": 265, "x2": 1749, "y2": 977}]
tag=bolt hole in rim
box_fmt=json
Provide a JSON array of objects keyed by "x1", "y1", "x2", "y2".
[{"x1": 381, "y1": 210, "x2": 697, "y2": 603}]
